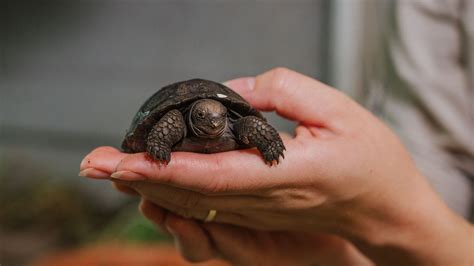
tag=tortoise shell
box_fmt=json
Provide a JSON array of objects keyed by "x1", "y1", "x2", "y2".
[{"x1": 121, "y1": 79, "x2": 264, "y2": 153}]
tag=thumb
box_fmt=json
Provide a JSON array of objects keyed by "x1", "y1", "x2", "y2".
[{"x1": 224, "y1": 67, "x2": 350, "y2": 127}]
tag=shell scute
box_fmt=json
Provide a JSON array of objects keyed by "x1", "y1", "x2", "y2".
[{"x1": 121, "y1": 79, "x2": 263, "y2": 153}]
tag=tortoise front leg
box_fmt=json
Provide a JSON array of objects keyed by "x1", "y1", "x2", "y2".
[
  {"x1": 234, "y1": 116, "x2": 285, "y2": 164},
  {"x1": 146, "y1": 109, "x2": 185, "y2": 163}
]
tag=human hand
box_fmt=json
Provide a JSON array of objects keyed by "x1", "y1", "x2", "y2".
[
  {"x1": 80, "y1": 68, "x2": 473, "y2": 265},
  {"x1": 138, "y1": 198, "x2": 372, "y2": 266}
]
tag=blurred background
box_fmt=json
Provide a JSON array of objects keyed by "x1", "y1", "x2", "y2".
[{"x1": 1, "y1": 0, "x2": 472, "y2": 265}]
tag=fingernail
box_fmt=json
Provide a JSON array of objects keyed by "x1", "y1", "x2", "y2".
[
  {"x1": 78, "y1": 168, "x2": 94, "y2": 177},
  {"x1": 79, "y1": 168, "x2": 111, "y2": 178},
  {"x1": 246, "y1": 77, "x2": 256, "y2": 91},
  {"x1": 110, "y1": 170, "x2": 147, "y2": 180},
  {"x1": 166, "y1": 224, "x2": 178, "y2": 236}
]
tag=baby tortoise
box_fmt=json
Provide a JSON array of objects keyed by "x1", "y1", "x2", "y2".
[{"x1": 121, "y1": 79, "x2": 285, "y2": 165}]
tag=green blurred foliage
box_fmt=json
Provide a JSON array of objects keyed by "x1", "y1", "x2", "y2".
[{"x1": 0, "y1": 158, "x2": 170, "y2": 265}]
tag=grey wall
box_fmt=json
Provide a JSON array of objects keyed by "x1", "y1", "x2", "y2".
[{"x1": 0, "y1": 0, "x2": 330, "y2": 198}]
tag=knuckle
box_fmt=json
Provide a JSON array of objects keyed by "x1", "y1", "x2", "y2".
[
  {"x1": 268, "y1": 67, "x2": 293, "y2": 91},
  {"x1": 262, "y1": 67, "x2": 297, "y2": 108},
  {"x1": 270, "y1": 66, "x2": 292, "y2": 77}
]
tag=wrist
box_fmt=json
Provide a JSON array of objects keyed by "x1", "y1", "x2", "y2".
[{"x1": 339, "y1": 174, "x2": 473, "y2": 265}]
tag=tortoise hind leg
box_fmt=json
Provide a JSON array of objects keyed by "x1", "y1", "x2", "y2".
[
  {"x1": 234, "y1": 116, "x2": 285, "y2": 164},
  {"x1": 147, "y1": 109, "x2": 185, "y2": 163}
]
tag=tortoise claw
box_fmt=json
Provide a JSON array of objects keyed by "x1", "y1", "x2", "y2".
[
  {"x1": 262, "y1": 141, "x2": 285, "y2": 165},
  {"x1": 147, "y1": 145, "x2": 172, "y2": 165}
]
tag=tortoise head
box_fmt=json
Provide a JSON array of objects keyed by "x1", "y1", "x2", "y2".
[{"x1": 189, "y1": 99, "x2": 227, "y2": 138}]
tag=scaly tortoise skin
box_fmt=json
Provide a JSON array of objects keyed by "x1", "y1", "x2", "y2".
[{"x1": 121, "y1": 79, "x2": 285, "y2": 164}]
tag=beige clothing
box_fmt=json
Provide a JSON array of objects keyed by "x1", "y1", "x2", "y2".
[{"x1": 384, "y1": 0, "x2": 473, "y2": 217}]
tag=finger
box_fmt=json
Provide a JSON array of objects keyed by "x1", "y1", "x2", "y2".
[
  {"x1": 139, "y1": 198, "x2": 170, "y2": 235},
  {"x1": 112, "y1": 138, "x2": 305, "y2": 195},
  {"x1": 85, "y1": 137, "x2": 312, "y2": 198},
  {"x1": 82, "y1": 133, "x2": 291, "y2": 181},
  {"x1": 225, "y1": 67, "x2": 352, "y2": 127},
  {"x1": 78, "y1": 167, "x2": 110, "y2": 179},
  {"x1": 115, "y1": 179, "x2": 270, "y2": 212},
  {"x1": 111, "y1": 181, "x2": 139, "y2": 196},
  {"x1": 133, "y1": 185, "x2": 251, "y2": 227},
  {"x1": 165, "y1": 212, "x2": 215, "y2": 263},
  {"x1": 115, "y1": 180, "x2": 292, "y2": 230},
  {"x1": 80, "y1": 146, "x2": 127, "y2": 175}
]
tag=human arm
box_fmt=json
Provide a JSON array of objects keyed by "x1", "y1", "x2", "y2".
[{"x1": 81, "y1": 68, "x2": 473, "y2": 265}]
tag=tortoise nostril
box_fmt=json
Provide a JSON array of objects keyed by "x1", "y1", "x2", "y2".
[{"x1": 211, "y1": 120, "x2": 219, "y2": 128}]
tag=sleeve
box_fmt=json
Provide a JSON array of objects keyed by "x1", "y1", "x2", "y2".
[{"x1": 390, "y1": 0, "x2": 473, "y2": 155}]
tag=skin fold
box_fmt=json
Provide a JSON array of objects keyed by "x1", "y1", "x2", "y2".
[{"x1": 80, "y1": 68, "x2": 473, "y2": 266}]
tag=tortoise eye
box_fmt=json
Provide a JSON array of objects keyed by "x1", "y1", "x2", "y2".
[{"x1": 196, "y1": 111, "x2": 205, "y2": 119}]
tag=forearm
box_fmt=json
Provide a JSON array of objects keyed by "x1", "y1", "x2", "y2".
[{"x1": 341, "y1": 175, "x2": 473, "y2": 265}]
